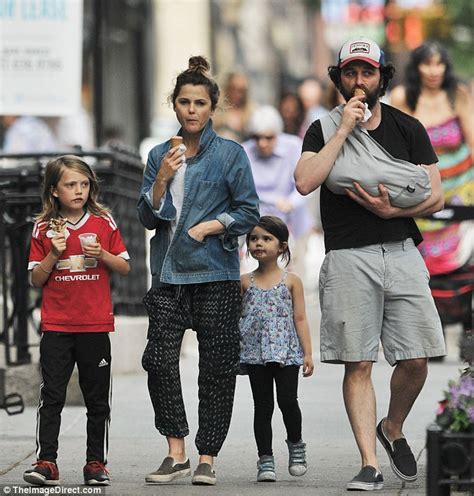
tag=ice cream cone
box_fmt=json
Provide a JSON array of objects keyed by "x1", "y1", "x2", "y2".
[
  {"x1": 170, "y1": 136, "x2": 183, "y2": 148},
  {"x1": 49, "y1": 218, "x2": 68, "y2": 234}
]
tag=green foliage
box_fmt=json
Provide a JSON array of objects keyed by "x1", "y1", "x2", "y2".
[
  {"x1": 442, "y1": 0, "x2": 474, "y2": 79},
  {"x1": 302, "y1": 0, "x2": 321, "y2": 11},
  {"x1": 450, "y1": 409, "x2": 471, "y2": 432}
]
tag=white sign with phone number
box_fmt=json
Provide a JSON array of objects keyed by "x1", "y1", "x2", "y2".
[{"x1": 0, "y1": 0, "x2": 83, "y2": 116}]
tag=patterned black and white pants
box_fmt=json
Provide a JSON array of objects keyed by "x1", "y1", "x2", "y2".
[{"x1": 142, "y1": 281, "x2": 241, "y2": 456}]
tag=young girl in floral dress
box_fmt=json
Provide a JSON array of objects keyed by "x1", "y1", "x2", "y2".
[{"x1": 240, "y1": 215, "x2": 314, "y2": 482}]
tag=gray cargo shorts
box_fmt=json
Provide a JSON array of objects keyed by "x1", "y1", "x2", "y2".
[{"x1": 319, "y1": 238, "x2": 446, "y2": 366}]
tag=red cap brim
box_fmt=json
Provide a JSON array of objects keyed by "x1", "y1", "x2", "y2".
[{"x1": 340, "y1": 56, "x2": 380, "y2": 68}]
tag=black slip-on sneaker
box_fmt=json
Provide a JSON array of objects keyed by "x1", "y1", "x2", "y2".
[
  {"x1": 376, "y1": 418, "x2": 417, "y2": 481},
  {"x1": 347, "y1": 465, "x2": 384, "y2": 491}
]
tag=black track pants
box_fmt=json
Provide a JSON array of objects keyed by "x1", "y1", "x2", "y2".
[{"x1": 36, "y1": 332, "x2": 111, "y2": 463}]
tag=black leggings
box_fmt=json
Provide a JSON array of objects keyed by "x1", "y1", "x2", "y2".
[{"x1": 247, "y1": 363, "x2": 302, "y2": 457}]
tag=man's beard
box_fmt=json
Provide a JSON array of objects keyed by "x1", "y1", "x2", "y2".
[{"x1": 340, "y1": 84, "x2": 380, "y2": 110}]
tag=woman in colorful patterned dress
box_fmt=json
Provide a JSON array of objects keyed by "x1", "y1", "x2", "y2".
[{"x1": 390, "y1": 41, "x2": 473, "y2": 358}]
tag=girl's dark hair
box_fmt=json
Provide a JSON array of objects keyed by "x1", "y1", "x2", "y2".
[
  {"x1": 246, "y1": 215, "x2": 291, "y2": 266},
  {"x1": 170, "y1": 56, "x2": 220, "y2": 110},
  {"x1": 404, "y1": 41, "x2": 458, "y2": 111},
  {"x1": 327, "y1": 62, "x2": 396, "y2": 98}
]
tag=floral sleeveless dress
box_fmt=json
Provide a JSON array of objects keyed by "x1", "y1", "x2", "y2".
[{"x1": 239, "y1": 271, "x2": 303, "y2": 366}]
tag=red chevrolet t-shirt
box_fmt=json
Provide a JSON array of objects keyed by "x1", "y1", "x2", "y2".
[{"x1": 29, "y1": 212, "x2": 129, "y2": 332}]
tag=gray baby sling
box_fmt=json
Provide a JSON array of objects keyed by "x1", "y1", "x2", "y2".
[{"x1": 320, "y1": 105, "x2": 431, "y2": 208}]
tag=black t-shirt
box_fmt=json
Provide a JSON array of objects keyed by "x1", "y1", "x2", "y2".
[{"x1": 302, "y1": 103, "x2": 438, "y2": 252}]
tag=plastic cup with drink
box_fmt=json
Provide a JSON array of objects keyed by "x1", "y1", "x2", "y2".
[{"x1": 79, "y1": 233, "x2": 97, "y2": 252}]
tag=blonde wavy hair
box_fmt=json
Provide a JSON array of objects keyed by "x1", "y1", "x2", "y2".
[{"x1": 36, "y1": 155, "x2": 109, "y2": 224}]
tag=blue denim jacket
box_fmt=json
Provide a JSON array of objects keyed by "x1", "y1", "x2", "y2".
[{"x1": 137, "y1": 120, "x2": 260, "y2": 286}]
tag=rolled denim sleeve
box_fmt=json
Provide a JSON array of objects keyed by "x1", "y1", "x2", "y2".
[
  {"x1": 216, "y1": 212, "x2": 235, "y2": 229},
  {"x1": 145, "y1": 187, "x2": 165, "y2": 213},
  {"x1": 216, "y1": 212, "x2": 237, "y2": 251},
  {"x1": 219, "y1": 145, "x2": 259, "y2": 250},
  {"x1": 137, "y1": 148, "x2": 176, "y2": 229}
]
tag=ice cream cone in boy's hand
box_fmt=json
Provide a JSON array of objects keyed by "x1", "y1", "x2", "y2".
[{"x1": 49, "y1": 218, "x2": 68, "y2": 234}]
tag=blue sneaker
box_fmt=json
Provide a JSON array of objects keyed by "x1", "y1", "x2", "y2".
[
  {"x1": 257, "y1": 455, "x2": 276, "y2": 482},
  {"x1": 286, "y1": 439, "x2": 307, "y2": 476}
]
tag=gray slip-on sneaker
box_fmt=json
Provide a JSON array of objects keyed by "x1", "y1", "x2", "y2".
[
  {"x1": 145, "y1": 457, "x2": 191, "y2": 483},
  {"x1": 191, "y1": 462, "x2": 216, "y2": 485}
]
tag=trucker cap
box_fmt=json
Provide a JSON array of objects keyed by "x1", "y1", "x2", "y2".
[{"x1": 338, "y1": 37, "x2": 385, "y2": 68}]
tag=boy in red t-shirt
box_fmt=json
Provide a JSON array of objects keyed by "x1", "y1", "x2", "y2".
[{"x1": 24, "y1": 155, "x2": 130, "y2": 487}]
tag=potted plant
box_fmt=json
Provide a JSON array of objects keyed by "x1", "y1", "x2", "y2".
[{"x1": 426, "y1": 366, "x2": 474, "y2": 495}]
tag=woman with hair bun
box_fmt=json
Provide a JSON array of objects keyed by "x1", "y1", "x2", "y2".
[{"x1": 137, "y1": 56, "x2": 259, "y2": 486}]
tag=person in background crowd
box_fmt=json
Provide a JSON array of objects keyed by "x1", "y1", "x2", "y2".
[
  {"x1": 390, "y1": 41, "x2": 473, "y2": 362},
  {"x1": 322, "y1": 83, "x2": 345, "y2": 112},
  {"x1": 2, "y1": 115, "x2": 58, "y2": 153},
  {"x1": 297, "y1": 77, "x2": 327, "y2": 131},
  {"x1": 242, "y1": 105, "x2": 313, "y2": 274},
  {"x1": 278, "y1": 91, "x2": 306, "y2": 137},
  {"x1": 295, "y1": 36, "x2": 446, "y2": 491},
  {"x1": 213, "y1": 71, "x2": 255, "y2": 142},
  {"x1": 48, "y1": 82, "x2": 95, "y2": 151},
  {"x1": 137, "y1": 56, "x2": 259, "y2": 487}
]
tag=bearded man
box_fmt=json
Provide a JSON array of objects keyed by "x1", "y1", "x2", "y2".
[{"x1": 294, "y1": 37, "x2": 446, "y2": 491}]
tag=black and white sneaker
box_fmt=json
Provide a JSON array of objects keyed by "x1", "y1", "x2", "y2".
[
  {"x1": 347, "y1": 465, "x2": 384, "y2": 491},
  {"x1": 145, "y1": 457, "x2": 191, "y2": 483},
  {"x1": 376, "y1": 418, "x2": 417, "y2": 481}
]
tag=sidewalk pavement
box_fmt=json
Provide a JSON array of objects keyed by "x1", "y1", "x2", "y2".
[{"x1": 0, "y1": 323, "x2": 468, "y2": 496}]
